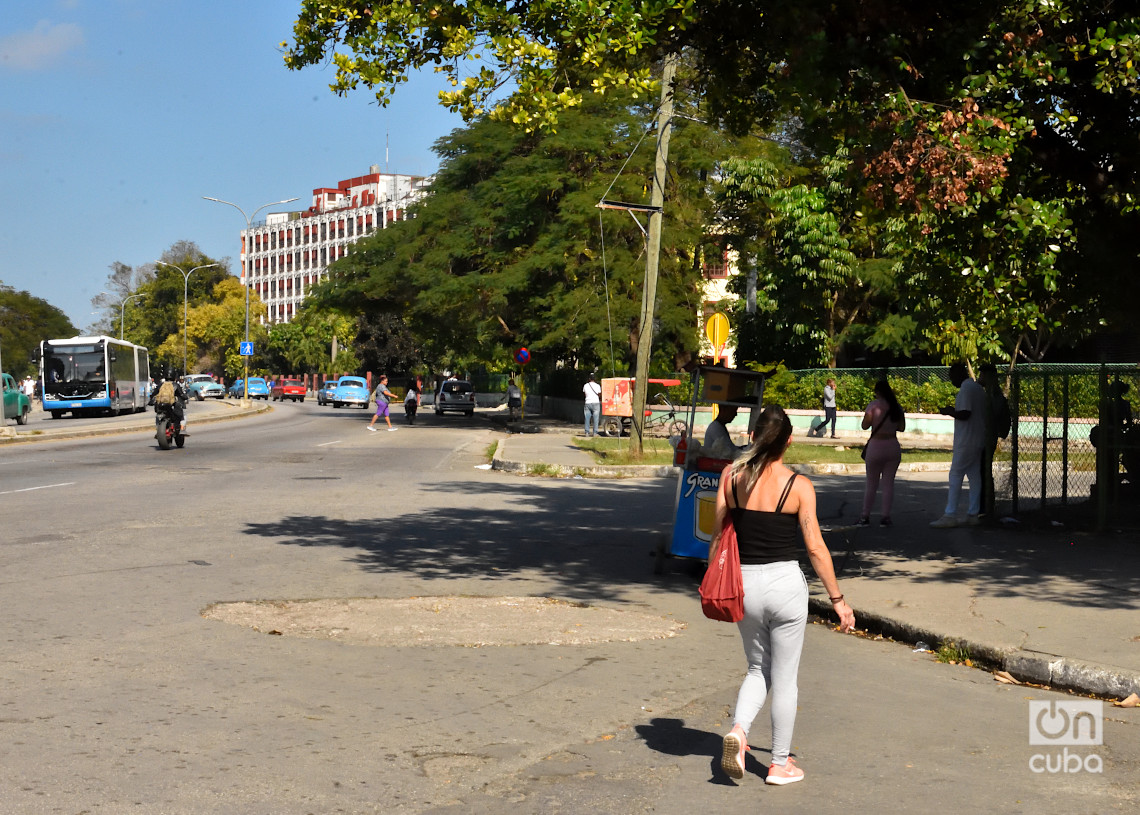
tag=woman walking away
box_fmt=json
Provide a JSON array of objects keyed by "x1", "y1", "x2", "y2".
[
  {"x1": 714, "y1": 406, "x2": 855, "y2": 786},
  {"x1": 859, "y1": 380, "x2": 906, "y2": 527}
]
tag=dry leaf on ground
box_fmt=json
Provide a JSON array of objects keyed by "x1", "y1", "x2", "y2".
[
  {"x1": 993, "y1": 670, "x2": 1021, "y2": 685},
  {"x1": 1114, "y1": 692, "x2": 1139, "y2": 708}
]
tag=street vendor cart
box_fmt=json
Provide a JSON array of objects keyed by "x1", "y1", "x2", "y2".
[
  {"x1": 656, "y1": 365, "x2": 767, "y2": 574},
  {"x1": 600, "y1": 376, "x2": 683, "y2": 437}
]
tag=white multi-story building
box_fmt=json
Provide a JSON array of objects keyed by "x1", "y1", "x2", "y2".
[{"x1": 241, "y1": 166, "x2": 430, "y2": 323}]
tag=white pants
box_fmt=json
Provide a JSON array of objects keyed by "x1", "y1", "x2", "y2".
[
  {"x1": 945, "y1": 446, "x2": 983, "y2": 516},
  {"x1": 733, "y1": 561, "x2": 809, "y2": 765}
]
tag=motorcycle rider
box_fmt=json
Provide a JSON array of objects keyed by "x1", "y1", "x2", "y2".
[{"x1": 154, "y1": 373, "x2": 188, "y2": 434}]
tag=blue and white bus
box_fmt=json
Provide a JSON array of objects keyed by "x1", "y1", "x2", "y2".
[{"x1": 38, "y1": 336, "x2": 150, "y2": 419}]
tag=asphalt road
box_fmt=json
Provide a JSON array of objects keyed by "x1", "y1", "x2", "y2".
[{"x1": 0, "y1": 402, "x2": 1136, "y2": 813}]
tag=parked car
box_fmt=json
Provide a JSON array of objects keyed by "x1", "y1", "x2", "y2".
[
  {"x1": 271, "y1": 378, "x2": 307, "y2": 402},
  {"x1": 316, "y1": 380, "x2": 338, "y2": 406},
  {"x1": 2, "y1": 372, "x2": 31, "y2": 425},
  {"x1": 228, "y1": 377, "x2": 270, "y2": 400},
  {"x1": 184, "y1": 374, "x2": 225, "y2": 401},
  {"x1": 331, "y1": 376, "x2": 370, "y2": 409},
  {"x1": 435, "y1": 379, "x2": 475, "y2": 416}
]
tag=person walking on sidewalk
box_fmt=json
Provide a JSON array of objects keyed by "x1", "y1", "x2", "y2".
[
  {"x1": 713, "y1": 405, "x2": 855, "y2": 787},
  {"x1": 583, "y1": 373, "x2": 601, "y2": 437},
  {"x1": 367, "y1": 375, "x2": 398, "y2": 432},
  {"x1": 822, "y1": 378, "x2": 838, "y2": 438},
  {"x1": 858, "y1": 380, "x2": 906, "y2": 527},
  {"x1": 931, "y1": 363, "x2": 987, "y2": 527}
]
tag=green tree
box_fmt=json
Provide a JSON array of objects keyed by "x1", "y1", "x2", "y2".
[
  {"x1": 111, "y1": 243, "x2": 233, "y2": 374},
  {"x1": 714, "y1": 148, "x2": 909, "y2": 368},
  {"x1": 311, "y1": 88, "x2": 737, "y2": 375},
  {"x1": 287, "y1": 2, "x2": 1140, "y2": 359},
  {"x1": 265, "y1": 307, "x2": 361, "y2": 374},
  {"x1": 183, "y1": 278, "x2": 269, "y2": 380},
  {"x1": 0, "y1": 286, "x2": 77, "y2": 378}
]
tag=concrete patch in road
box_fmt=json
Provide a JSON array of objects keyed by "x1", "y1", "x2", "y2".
[{"x1": 202, "y1": 595, "x2": 686, "y2": 647}]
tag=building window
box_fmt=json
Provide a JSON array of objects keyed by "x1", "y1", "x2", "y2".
[{"x1": 702, "y1": 247, "x2": 729, "y2": 279}]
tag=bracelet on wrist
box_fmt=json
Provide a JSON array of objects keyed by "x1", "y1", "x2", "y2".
[{"x1": 829, "y1": 594, "x2": 844, "y2": 603}]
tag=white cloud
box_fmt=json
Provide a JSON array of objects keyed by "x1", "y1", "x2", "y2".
[{"x1": 0, "y1": 20, "x2": 84, "y2": 71}]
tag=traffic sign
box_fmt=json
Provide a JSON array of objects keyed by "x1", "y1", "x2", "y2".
[
  {"x1": 706, "y1": 313, "x2": 730, "y2": 364},
  {"x1": 239, "y1": 342, "x2": 254, "y2": 356}
]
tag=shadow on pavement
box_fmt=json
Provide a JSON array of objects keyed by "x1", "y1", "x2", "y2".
[
  {"x1": 812, "y1": 473, "x2": 1140, "y2": 610},
  {"x1": 242, "y1": 479, "x2": 685, "y2": 602}
]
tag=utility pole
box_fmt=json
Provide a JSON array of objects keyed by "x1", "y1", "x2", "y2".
[{"x1": 630, "y1": 53, "x2": 678, "y2": 455}]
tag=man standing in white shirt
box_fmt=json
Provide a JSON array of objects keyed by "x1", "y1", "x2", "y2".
[
  {"x1": 583, "y1": 373, "x2": 602, "y2": 437},
  {"x1": 931, "y1": 363, "x2": 987, "y2": 527}
]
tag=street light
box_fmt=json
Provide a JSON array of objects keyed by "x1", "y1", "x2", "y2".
[
  {"x1": 100, "y1": 291, "x2": 146, "y2": 340},
  {"x1": 203, "y1": 195, "x2": 299, "y2": 405},
  {"x1": 155, "y1": 260, "x2": 220, "y2": 377}
]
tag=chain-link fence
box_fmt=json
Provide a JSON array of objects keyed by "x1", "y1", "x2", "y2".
[
  {"x1": 777, "y1": 366, "x2": 954, "y2": 414},
  {"x1": 1004, "y1": 364, "x2": 1140, "y2": 526},
  {"x1": 781, "y1": 363, "x2": 1140, "y2": 528}
]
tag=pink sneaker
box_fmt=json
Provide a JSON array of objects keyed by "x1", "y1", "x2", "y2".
[
  {"x1": 720, "y1": 727, "x2": 747, "y2": 779},
  {"x1": 765, "y1": 757, "x2": 804, "y2": 786}
]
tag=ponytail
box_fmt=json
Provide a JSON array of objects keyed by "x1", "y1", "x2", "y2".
[{"x1": 729, "y1": 405, "x2": 793, "y2": 494}]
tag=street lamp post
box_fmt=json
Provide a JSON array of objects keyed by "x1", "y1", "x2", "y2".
[
  {"x1": 155, "y1": 261, "x2": 220, "y2": 377},
  {"x1": 203, "y1": 195, "x2": 299, "y2": 406},
  {"x1": 101, "y1": 292, "x2": 146, "y2": 340}
]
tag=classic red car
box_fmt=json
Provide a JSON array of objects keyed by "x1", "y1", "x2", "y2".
[{"x1": 270, "y1": 378, "x2": 307, "y2": 402}]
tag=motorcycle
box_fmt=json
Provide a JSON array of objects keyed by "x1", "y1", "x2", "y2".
[
  {"x1": 154, "y1": 401, "x2": 186, "y2": 449},
  {"x1": 404, "y1": 394, "x2": 418, "y2": 425}
]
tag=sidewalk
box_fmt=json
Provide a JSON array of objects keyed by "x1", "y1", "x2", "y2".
[{"x1": 492, "y1": 414, "x2": 1140, "y2": 701}]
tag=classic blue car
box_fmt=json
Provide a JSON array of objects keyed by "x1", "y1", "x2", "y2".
[
  {"x1": 228, "y1": 377, "x2": 270, "y2": 400},
  {"x1": 184, "y1": 374, "x2": 225, "y2": 401},
  {"x1": 316, "y1": 380, "x2": 338, "y2": 406},
  {"x1": 331, "y1": 376, "x2": 370, "y2": 409}
]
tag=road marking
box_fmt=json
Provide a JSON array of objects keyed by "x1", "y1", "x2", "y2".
[
  {"x1": 0, "y1": 482, "x2": 75, "y2": 496},
  {"x1": 317, "y1": 440, "x2": 342, "y2": 447}
]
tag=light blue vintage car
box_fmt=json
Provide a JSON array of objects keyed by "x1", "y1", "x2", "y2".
[
  {"x1": 331, "y1": 376, "x2": 370, "y2": 409},
  {"x1": 184, "y1": 374, "x2": 225, "y2": 400},
  {"x1": 228, "y1": 377, "x2": 270, "y2": 400}
]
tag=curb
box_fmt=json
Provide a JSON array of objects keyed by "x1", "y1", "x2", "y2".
[
  {"x1": 492, "y1": 438, "x2": 674, "y2": 479},
  {"x1": 808, "y1": 597, "x2": 1140, "y2": 699},
  {"x1": 492, "y1": 436, "x2": 951, "y2": 480},
  {"x1": 0, "y1": 400, "x2": 271, "y2": 445}
]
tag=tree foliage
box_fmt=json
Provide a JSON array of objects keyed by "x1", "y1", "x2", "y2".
[
  {"x1": 309, "y1": 88, "x2": 740, "y2": 375},
  {"x1": 288, "y1": 1, "x2": 1140, "y2": 362},
  {"x1": 182, "y1": 278, "x2": 269, "y2": 380},
  {"x1": 265, "y1": 307, "x2": 361, "y2": 375},
  {"x1": 0, "y1": 286, "x2": 77, "y2": 378}
]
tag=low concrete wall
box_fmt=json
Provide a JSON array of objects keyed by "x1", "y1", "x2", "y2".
[{"x1": 539, "y1": 398, "x2": 958, "y2": 441}]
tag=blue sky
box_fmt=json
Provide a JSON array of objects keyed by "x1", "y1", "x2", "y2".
[{"x1": 0, "y1": 0, "x2": 464, "y2": 330}]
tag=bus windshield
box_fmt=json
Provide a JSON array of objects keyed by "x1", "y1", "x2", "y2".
[{"x1": 43, "y1": 344, "x2": 105, "y2": 386}]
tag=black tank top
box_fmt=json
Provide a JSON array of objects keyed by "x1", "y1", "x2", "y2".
[{"x1": 730, "y1": 472, "x2": 801, "y2": 565}]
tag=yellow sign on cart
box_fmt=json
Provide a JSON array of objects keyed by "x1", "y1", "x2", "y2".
[{"x1": 706, "y1": 313, "x2": 730, "y2": 364}]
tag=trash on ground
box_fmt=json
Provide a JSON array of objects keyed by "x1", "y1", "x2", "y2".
[
  {"x1": 993, "y1": 670, "x2": 1021, "y2": 685},
  {"x1": 1115, "y1": 692, "x2": 1140, "y2": 708},
  {"x1": 913, "y1": 641, "x2": 929, "y2": 652},
  {"x1": 474, "y1": 463, "x2": 492, "y2": 470}
]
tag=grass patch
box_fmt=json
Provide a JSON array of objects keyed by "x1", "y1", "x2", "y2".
[
  {"x1": 936, "y1": 640, "x2": 974, "y2": 666},
  {"x1": 484, "y1": 441, "x2": 498, "y2": 462},
  {"x1": 785, "y1": 445, "x2": 953, "y2": 465},
  {"x1": 526, "y1": 462, "x2": 561, "y2": 477},
  {"x1": 574, "y1": 436, "x2": 953, "y2": 466},
  {"x1": 573, "y1": 436, "x2": 676, "y2": 466}
]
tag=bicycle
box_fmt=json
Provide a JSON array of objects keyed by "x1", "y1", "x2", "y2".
[{"x1": 602, "y1": 392, "x2": 688, "y2": 438}]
